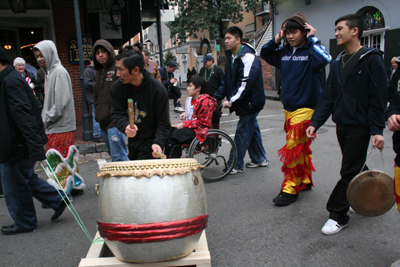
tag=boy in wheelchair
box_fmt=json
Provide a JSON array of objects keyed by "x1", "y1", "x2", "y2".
[{"x1": 164, "y1": 76, "x2": 217, "y2": 158}]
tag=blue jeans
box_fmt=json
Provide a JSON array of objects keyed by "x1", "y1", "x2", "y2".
[
  {"x1": 101, "y1": 127, "x2": 129, "y2": 162},
  {"x1": 1, "y1": 158, "x2": 63, "y2": 230},
  {"x1": 91, "y1": 103, "x2": 101, "y2": 138},
  {"x1": 228, "y1": 112, "x2": 267, "y2": 169}
]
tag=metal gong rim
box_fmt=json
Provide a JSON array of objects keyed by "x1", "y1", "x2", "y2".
[{"x1": 347, "y1": 170, "x2": 395, "y2": 217}]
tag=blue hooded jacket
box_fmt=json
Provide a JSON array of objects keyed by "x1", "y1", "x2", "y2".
[
  {"x1": 261, "y1": 35, "x2": 331, "y2": 111},
  {"x1": 214, "y1": 43, "x2": 265, "y2": 115}
]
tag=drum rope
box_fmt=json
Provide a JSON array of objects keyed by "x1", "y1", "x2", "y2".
[
  {"x1": 360, "y1": 148, "x2": 385, "y2": 174},
  {"x1": 41, "y1": 160, "x2": 104, "y2": 244}
]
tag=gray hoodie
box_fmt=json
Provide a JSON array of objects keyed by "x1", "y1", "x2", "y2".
[{"x1": 34, "y1": 40, "x2": 76, "y2": 134}]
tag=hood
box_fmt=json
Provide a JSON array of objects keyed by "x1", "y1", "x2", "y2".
[
  {"x1": 34, "y1": 40, "x2": 61, "y2": 73},
  {"x1": 92, "y1": 39, "x2": 115, "y2": 70},
  {"x1": 282, "y1": 12, "x2": 307, "y2": 29},
  {"x1": 225, "y1": 43, "x2": 256, "y2": 58},
  {"x1": 335, "y1": 47, "x2": 383, "y2": 62}
]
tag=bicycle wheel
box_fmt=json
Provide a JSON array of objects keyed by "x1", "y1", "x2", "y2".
[{"x1": 188, "y1": 129, "x2": 237, "y2": 182}]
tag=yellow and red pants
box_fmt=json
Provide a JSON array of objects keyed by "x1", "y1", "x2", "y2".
[
  {"x1": 278, "y1": 108, "x2": 315, "y2": 195},
  {"x1": 394, "y1": 164, "x2": 400, "y2": 213}
]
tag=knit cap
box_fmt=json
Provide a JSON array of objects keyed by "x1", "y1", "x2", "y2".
[{"x1": 282, "y1": 12, "x2": 307, "y2": 29}]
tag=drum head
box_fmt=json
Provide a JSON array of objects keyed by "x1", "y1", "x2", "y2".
[{"x1": 347, "y1": 170, "x2": 395, "y2": 217}]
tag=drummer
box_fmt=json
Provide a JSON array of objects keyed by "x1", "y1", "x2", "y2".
[
  {"x1": 305, "y1": 14, "x2": 387, "y2": 235},
  {"x1": 109, "y1": 46, "x2": 171, "y2": 160}
]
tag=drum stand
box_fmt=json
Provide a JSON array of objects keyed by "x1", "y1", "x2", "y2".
[{"x1": 78, "y1": 159, "x2": 211, "y2": 267}]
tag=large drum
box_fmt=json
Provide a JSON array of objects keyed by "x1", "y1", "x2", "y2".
[{"x1": 96, "y1": 158, "x2": 208, "y2": 263}]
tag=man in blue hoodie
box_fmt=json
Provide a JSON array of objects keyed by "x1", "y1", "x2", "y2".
[
  {"x1": 261, "y1": 12, "x2": 331, "y2": 206},
  {"x1": 306, "y1": 14, "x2": 387, "y2": 235},
  {"x1": 214, "y1": 26, "x2": 268, "y2": 175}
]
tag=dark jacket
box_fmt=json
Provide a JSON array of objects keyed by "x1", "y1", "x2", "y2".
[
  {"x1": 311, "y1": 48, "x2": 387, "y2": 135},
  {"x1": 261, "y1": 35, "x2": 331, "y2": 111},
  {"x1": 0, "y1": 65, "x2": 47, "y2": 163},
  {"x1": 386, "y1": 68, "x2": 400, "y2": 166},
  {"x1": 83, "y1": 64, "x2": 96, "y2": 104},
  {"x1": 93, "y1": 39, "x2": 117, "y2": 130},
  {"x1": 159, "y1": 66, "x2": 181, "y2": 97},
  {"x1": 199, "y1": 64, "x2": 224, "y2": 97},
  {"x1": 109, "y1": 71, "x2": 171, "y2": 149},
  {"x1": 214, "y1": 43, "x2": 265, "y2": 115}
]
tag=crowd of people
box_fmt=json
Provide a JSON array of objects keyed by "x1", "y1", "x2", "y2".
[{"x1": 0, "y1": 12, "x2": 399, "y2": 240}]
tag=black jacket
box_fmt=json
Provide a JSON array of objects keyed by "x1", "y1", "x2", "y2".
[
  {"x1": 214, "y1": 43, "x2": 265, "y2": 115},
  {"x1": 0, "y1": 65, "x2": 47, "y2": 163},
  {"x1": 83, "y1": 64, "x2": 96, "y2": 104},
  {"x1": 199, "y1": 64, "x2": 224, "y2": 97},
  {"x1": 311, "y1": 48, "x2": 387, "y2": 135},
  {"x1": 386, "y1": 68, "x2": 400, "y2": 166},
  {"x1": 109, "y1": 71, "x2": 171, "y2": 149}
]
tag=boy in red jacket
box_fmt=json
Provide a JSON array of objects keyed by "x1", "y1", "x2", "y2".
[{"x1": 165, "y1": 76, "x2": 217, "y2": 158}]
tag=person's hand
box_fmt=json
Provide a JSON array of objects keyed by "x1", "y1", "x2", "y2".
[
  {"x1": 305, "y1": 126, "x2": 317, "y2": 139},
  {"x1": 223, "y1": 101, "x2": 232, "y2": 108},
  {"x1": 177, "y1": 98, "x2": 181, "y2": 104},
  {"x1": 125, "y1": 124, "x2": 138, "y2": 138},
  {"x1": 372, "y1": 135, "x2": 384, "y2": 150},
  {"x1": 275, "y1": 24, "x2": 285, "y2": 44},
  {"x1": 170, "y1": 77, "x2": 177, "y2": 84},
  {"x1": 152, "y1": 144, "x2": 162, "y2": 158},
  {"x1": 304, "y1": 23, "x2": 316, "y2": 37},
  {"x1": 179, "y1": 112, "x2": 186, "y2": 120},
  {"x1": 176, "y1": 122, "x2": 184, "y2": 129},
  {"x1": 387, "y1": 114, "x2": 400, "y2": 132}
]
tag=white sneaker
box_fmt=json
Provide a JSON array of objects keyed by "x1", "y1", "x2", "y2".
[
  {"x1": 229, "y1": 168, "x2": 245, "y2": 175},
  {"x1": 321, "y1": 219, "x2": 347, "y2": 235},
  {"x1": 174, "y1": 107, "x2": 185, "y2": 113},
  {"x1": 246, "y1": 160, "x2": 269, "y2": 168},
  {"x1": 349, "y1": 207, "x2": 356, "y2": 213}
]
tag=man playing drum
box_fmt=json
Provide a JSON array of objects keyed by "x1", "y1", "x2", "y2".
[{"x1": 110, "y1": 46, "x2": 171, "y2": 160}]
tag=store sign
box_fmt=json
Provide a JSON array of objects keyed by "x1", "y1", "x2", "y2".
[{"x1": 68, "y1": 35, "x2": 92, "y2": 64}]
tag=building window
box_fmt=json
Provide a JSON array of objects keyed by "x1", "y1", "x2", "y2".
[
  {"x1": 357, "y1": 6, "x2": 386, "y2": 51},
  {"x1": 357, "y1": 6, "x2": 385, "y2": 30}
]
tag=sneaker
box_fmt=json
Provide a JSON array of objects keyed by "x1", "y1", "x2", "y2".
[
  {"x1": 273, "y1": 192, "x2": 298, "y2": 206},
  {"x1": 349, "y1": 207, "x2": 356, "y2": 213},
  {"x1": 174, "y1": 107, "x2": 185, "y2": 113},
  {"x1": 229, "y1": 168, "x2": 245, "y2": 175},
  {"x1": 246, "y1": 160, "x2": 269, "y2": 168},
  {"x1": 321, "y1": 219, "x2": 347, "y2": 235}
]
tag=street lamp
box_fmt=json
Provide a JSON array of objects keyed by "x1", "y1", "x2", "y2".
[
  {"x1": 9, "y1": 0, "x2": 27, "y2": 13},
  {"x1": 109, "y1": 0, "x2": 122, "y2": 30}
]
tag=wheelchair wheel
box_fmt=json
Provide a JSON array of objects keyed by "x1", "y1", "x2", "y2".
[{"x1": 188, "y1": 129, "x2": 237, "y2": 182}]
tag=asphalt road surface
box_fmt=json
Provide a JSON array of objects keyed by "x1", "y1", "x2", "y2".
[{"x1": 1, "y1": 97, "x2": 400, "y2": 267}]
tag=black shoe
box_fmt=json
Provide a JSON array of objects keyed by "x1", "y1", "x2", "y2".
[
  {"x1": 93, "y1": 137, "x2": 104, "y2": 143},
  {"x1": 0, "y1": 194, "x2": 4, "y2": 198},
  {"x1": 300, "y1": 183, "x2": 312, "y2": 191},
  {"x1": 273, "y1": 192, "x2": 298, "y2": 206},
  {"x1": 1, "y1": 224, "x2": 37, "y2": 235},
  {"x1": 51, "y1": 197, "x2": 71, "y2": 222},
  {"x1": 71, "y1": 188, "x2": 84, "y2": 196},
  {"x1": 41, "y1": 203, "x2": 51, "y2": 209}
]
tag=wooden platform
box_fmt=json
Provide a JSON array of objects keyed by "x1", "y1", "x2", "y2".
[{"x1": 78, "y1": 231, "x2": 211, "y2": 267}]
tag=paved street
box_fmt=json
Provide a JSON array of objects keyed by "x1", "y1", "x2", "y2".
[{"x1": 1, "y1": 97, "x2": 400, "y2": 267}]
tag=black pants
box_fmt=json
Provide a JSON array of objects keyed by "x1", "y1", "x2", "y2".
[
  {"x1": 165, "y1": 128, "x2": 196, "y2": 158},
  {"x1": 168, "y1": 89, "x2": 181, "y2": 108},
  {"x1": 327, "y1": 126, "x2": 370, "y2": 225},
  {"x1": 128, "y1": 139, "x2": 155, "y2": 160}
]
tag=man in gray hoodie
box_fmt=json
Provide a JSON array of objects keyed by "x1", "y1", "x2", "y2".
[{"x1": 33, "y1": 40, "x2": 85, "y2": 195}]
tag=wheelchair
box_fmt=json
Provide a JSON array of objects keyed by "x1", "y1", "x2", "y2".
[{"x1": 179, "y1": 103, "x2": 237, "y2": 182}]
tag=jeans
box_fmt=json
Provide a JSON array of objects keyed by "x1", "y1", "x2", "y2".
[
  {"x1": 101, "y1": 127, "x2": 129, "y2": 162},
  {"x1": 228, "y1": 112, "x2": 267, "y2": 170},
  {"x1": 91, "y1": 103, "x2": 101, "y2": 138},
  {"x1": 1, "y1": 158, "x2": 62, "y2": 230}
]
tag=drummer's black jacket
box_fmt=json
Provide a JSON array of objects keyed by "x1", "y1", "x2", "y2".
[
  {"x1": 386, "y1": 67, "x2": 400, "y2": 165},
  {"x1": 310, "y1": 47, "x2": 387, "y2": 136},
  {"x1": 110, "y1": 70, "x2": 171, "y2": 149},
  {"x1": 0, "y1": 65, "x2": 48, "y2": 163}
]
